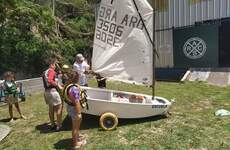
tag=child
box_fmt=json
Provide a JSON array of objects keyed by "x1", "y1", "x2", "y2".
[
  {"x1": 61, "y1": 64, "x2": 70, "y2": 85},
  {"x1": 95, "y1": 73, "x2": 106, "y2": 88},
  {"x1": 63, "y1": 71, "x2": 87, "y2": 149},
  {"x1": 3, "y1": 71, "x2": 26, "y2": 122}
]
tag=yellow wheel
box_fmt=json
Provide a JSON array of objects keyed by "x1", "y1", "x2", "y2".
[{"x1": 99, "y1": 112, "x2": 118, "y2": 131}]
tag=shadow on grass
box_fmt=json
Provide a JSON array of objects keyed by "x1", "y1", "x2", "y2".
[
  {"x1": 53, "y1": 115, "x2": 166, "y2": 149},
  {"x1": 118, "y1": 115, "x2": 167, "y2": 127},
  {"x1": 54, "y1": 138, "x2": 72, "y2": 150},
  {"x1": 0, "y1": 117, "x2": 21, "y2": 123},
  {"x1": 35, "y1": 114, "x2": 99, "y2": 133},
  {"x1": 74, "y1": 114, "x2": 166, "y2": 130},
  {"x1": 35, "y1": 123, "x2": 55, "y2": 134},
  {"x1": 63, "y1": 114, "x2": 166, "y2": 131},
  {"x1": 36, "y1": 114, "x2": 167, "y2": 133},
  {"x1": 0, "y1": 118, "x2": 11, "y2": 123},
  {"x1": 61, "y1": 114, "x2": 100, "y2": 131}
]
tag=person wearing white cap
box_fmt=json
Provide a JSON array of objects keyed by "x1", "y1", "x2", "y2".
[{"x1": 73, "y1": 53, "x2": 90, "y2": 86}]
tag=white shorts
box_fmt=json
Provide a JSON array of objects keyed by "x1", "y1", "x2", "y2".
[
  {"x1": 67, "y1": 105, "x2": 79, "y2": 120},
  {"x1": 44, "y1": 88, "x2": 62, "y2": 106}
]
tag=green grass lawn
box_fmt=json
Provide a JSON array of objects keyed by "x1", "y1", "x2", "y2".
[{"x1": 0, "y1": 81, "x2": 230, "y2": 150}]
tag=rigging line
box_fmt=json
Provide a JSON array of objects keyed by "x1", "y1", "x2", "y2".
[{"x1": 132, "y1": 0, "x2": 159, "y2": 58}]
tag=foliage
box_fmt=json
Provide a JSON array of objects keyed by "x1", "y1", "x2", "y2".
[{"x1": 0, "y1": 0, "x2": 96, "y2": 78}]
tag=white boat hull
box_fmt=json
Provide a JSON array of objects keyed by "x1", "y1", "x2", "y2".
[{"x1": 81, "y1": 87, "x2": 172, "y2": 119}]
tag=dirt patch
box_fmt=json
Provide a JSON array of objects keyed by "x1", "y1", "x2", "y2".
[
  {"x1": 189, "y1": 148, "x2": 208, "y2": 150},
  {"x1": 118, "y1": 130, "x2": 129, "y2": 145},
  {"x1": 143, "y1": 126, "x2": 164, "y2": 135},
  {"x1": 191, "y1": 100, "x2": 214, "y2": 111}
]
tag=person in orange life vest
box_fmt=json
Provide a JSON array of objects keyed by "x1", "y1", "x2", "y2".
[
  {"x1": 64, "y1": 71, "x2": 87, "y2": 149},
  {"x1": 43, "y1": 58, "x2": 63, "y2": 131}
]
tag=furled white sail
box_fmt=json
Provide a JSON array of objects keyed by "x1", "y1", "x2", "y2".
[{"x1": 92, "y1": 0, "x2": 153, "y2": 85}]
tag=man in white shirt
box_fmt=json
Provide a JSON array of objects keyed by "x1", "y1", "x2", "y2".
[{"x1": 73, "y1": 54, "x2": 90, "y2": 86}]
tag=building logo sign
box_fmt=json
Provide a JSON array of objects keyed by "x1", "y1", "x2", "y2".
[{"x1": 183, "y1": 37, "x2": 207, "y2": 59}]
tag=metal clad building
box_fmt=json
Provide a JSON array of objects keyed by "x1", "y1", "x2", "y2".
[{"x1": 148, "y1": 0, "x2": 230, "y2": 68}]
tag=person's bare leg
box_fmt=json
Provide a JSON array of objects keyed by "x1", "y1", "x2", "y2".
[
  {"x1": 72, "y1": 119, "x2": 77, "y2": 147},
  {"x1": 49, "y1": 104, "x2": 55, "y2": 127},
  {"x1": 60, "y1": 102, "x2": 64, "y2": 122},
  {"x1": 8, "y1": 104, "x2": 13, "y2": 121},
  {"x1": 54, "y1": 104, "x2": 62, "y2": 129},
  {"x1": 14, "y1": 102, "x2": 26, "y2": 119},
  {"x1": 72, "y1": 117, "x2": 82, "y2": 148},
  {"x1": 77, "y1": 117, "x2": 82, "y2": 140}
]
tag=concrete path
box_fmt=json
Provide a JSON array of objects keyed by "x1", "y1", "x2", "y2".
[
  {"x1": 183, "y1": 68, "x2": 230, "y2": 86},
  {"x1": 0, "y1": 124, "x2": 11, "y2": 142}
]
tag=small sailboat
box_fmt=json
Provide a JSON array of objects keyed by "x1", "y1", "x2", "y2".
[
  {"x1": 81, "y1": 0, "x2": 173, "y2": 130},
  {"x1": 82, "y1": 86, "x2": 172, "y2": 130}
]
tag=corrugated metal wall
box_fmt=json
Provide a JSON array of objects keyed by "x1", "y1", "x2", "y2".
[{"x1": 149, "y1": 0, "x2": 230, "y2": 68}]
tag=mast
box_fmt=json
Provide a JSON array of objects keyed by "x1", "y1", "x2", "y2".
[
  {"x1": 132, "y1": 0, "x2": 157, "y2": 99},
  {"x1": 132, "y1": 0, "x2": 158, "y2": 98},
  {"x1": 152, "y1": 0, "x2": 156, "y2": 100}
]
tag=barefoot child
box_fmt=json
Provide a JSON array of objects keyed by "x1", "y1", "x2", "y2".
[
  {"x1": 62, "y1": 71, "x2": 87, "y2": 149},
  {"x1": 3, "y1": 71, "x2": 26, "y2": 122}
]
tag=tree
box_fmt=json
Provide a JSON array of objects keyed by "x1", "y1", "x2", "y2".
[{"x1": 0, "y1": 0, "x2": 96, "y2": 78}]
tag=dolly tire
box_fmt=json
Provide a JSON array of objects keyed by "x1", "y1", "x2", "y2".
[{"x1": 99, "y1": 112, "x2": 118, "y2": 131}]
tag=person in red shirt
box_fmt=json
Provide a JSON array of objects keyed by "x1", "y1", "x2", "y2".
[{"x1": 43, "y1": 58, "x2": 62, "y2": 131}]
